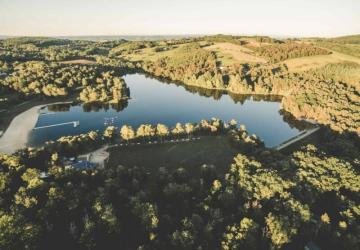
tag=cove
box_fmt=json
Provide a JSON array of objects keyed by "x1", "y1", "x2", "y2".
[{"x1": 28, "y1": 74, "x2": 307, "y2": 148}]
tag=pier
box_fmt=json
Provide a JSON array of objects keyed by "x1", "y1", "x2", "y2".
[
  {"x1": 274, "y1": 126, "x2": 320, "y2": 151},
  {"x1": 39, "y1": 112, "x2": 56, "y2": 116},
  {"x1": 33, "y1": 121, "x2": 80, "y2": 130}
]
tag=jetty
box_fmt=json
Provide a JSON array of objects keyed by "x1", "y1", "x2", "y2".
[
  {"x1": 39, "y1": 112, "x2": 55, "y2": 116},
  {"x1": 33, "y1": 121, "x2": 80, "y2": 130},
  {"x1": 274, "y1": 126, "x2": 320, "y2": 151}
]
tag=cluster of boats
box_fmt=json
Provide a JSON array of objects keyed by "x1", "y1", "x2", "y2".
[{"x1": 103, "y1": 116, "x2": 119, "y2": 126}]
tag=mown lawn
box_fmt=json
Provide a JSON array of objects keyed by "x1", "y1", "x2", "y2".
[
  {"x1": 284, "y1": 49, "x2": 360, "y2": 72},
  {"x1": 107, "y1": 135, "x2": 239, "y2": 175}
]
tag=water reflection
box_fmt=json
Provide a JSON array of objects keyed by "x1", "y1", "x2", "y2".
[
  {"x1": 47, "y1": 100, "x2": 129, "y2": 113},
  {"x1": 280, "y1": 110, "x2": 316, "y2": 131},
  {"x1": 82, "y1": 100, "x2": 129, "y2": 112},
  {"x1": 142, "y1": 73, "x2": 283, "y2": 104},
  {"x1": 47, "y1": 103, "x2": 72, "y2": 112},
  {"x1": 29, "y1": 74, "x2": 308, "y2": 147}
]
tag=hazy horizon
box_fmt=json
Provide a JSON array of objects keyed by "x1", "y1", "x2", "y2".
[
  {"x1": 1, "y1": 33, "x2": 359, "y2": 40},
  {"x1": 0, "y1": 0, "x2": 359, "y2": 37}
]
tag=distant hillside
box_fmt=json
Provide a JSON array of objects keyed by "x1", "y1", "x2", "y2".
[
  {"x1": 1, "y1": 36, "x2": 75, "y2": 47},
  {"x1": 313, "y1": 35, "x2": 360, "y2": 58},
  {"x1": 330, "y1": 34, "x2": 360, "y2": 44},
  {"x1": 57, "y1": 35, "x2": 202, "y2": 41},
  {"x1": 0, "y1": 35, "x2": 16, "y2": 40}
]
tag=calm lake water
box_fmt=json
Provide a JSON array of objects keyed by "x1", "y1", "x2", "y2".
[{"x1": 28, "y1": 74, "x2": 306, "y2": 147}]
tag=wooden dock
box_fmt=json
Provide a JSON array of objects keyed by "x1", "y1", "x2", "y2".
[
  {"x1": 274, "y1": 126, "x2": 320, "y2": 151},
  {"x1": 33, "y1": 121, "x2": 79, "y2": 130}
]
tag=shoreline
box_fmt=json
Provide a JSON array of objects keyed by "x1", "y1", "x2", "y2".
[
  {"x1": 0, "y1": 73, "x2": 317, "y2": 155},
  {"x1": 0, "y1": 101, "x2": 74, "y2": 155}
]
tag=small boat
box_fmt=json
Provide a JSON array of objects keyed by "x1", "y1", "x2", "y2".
[{"x1": 73, "y1": 121, "x2": 80, "y2": 127}]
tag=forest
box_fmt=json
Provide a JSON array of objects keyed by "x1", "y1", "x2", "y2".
[
  {"x1": 140, "y1": 43, "x2": 359, "y2": 134},
  {"x1": 1, "y1": 61, "x2": 130, "y2": 104},
  {"x1": 0, "y1": 125, "x2": 358, "y2": 249},
  {"x1": 253, "y1": 43, "x2": 331, "y2": 63},
  {"x1": 0, "y1": 35, "x2": 359, "y2": 249}
]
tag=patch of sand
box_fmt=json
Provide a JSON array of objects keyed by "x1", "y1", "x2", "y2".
[
  {"x1": 0, "y1": 105, "x2": 42, "y2": 154},
  {"x1": 0, "y1": 101, "x2": 74, "y2": 155},
  {"x1": 205, "y1": 42, "x2": 267, "y2": 64}
]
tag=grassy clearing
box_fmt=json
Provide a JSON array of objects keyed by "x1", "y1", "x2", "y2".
[
  {"x1": 283, "y1": 50, "x2": 360, "y2": 72},
  {"x1": 241, "y1": 38, "x2": 273, "y2": 48},
  {"x1": 316, "y1": 41, "x2": 360, "y2": 58},
  {"x1": 204, "y1": 42, "x2": 267, "y2": 65},
  {"x1": 330, "y1": 34, "x2": 360, "y2": 44},
  {"x1": 211, "y1": 49, "x2": 237, "y2": 67},
  {"x1": 59, "y1": 59, "x2": 97, "y2": 65},
  {"x1": 107, "y1": 135, "x2": 238, "y2": 175},
  {"x1": 126, "y1": 41, "x2": 268, "y2": 66},
  {"x1": 122, "y1": 43, "x2": 189, "y2": 62}
]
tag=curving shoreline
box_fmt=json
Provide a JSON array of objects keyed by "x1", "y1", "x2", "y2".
[
  {"x1": 0, "y1": 105, "x2": 42, "y2": 154},
  {"x1": 0, "y1": 101, "x2": 73, "y2": 154}
]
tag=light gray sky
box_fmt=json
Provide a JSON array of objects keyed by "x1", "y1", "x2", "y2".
[{"x1": 0, "y1": 0, "x2": 359, "y2": 37}]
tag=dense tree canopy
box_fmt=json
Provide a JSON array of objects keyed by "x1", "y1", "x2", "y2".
[
  {"x1": 0, "y1": 61, "x2": 130, "y2": 104},
  {"x1": 254, "y1": 43, "x2": 331, "y2": 63},
  {"x1": 0, "y1": 36, "x2": 359, "y2": 249},
  {"x1": 0, "y1": 128, "x2": 358, "y2": 250}
]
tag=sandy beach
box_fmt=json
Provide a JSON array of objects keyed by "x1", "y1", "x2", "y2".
[
  {"x1": 0, "y1": 101, "x2": 73, "y2": 155},
  {"x1": 0, "y1": 105, "x2": 43, "y2": 154}
]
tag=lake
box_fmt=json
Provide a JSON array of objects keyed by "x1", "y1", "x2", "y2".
[{"x1": 28, "y1": 74, "x2": 307, "y2": 147}]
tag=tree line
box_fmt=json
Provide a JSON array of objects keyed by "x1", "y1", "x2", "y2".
[
  {"x1": 2, "y1": 36, "x2": 357, "y2": 134},
  {"x1": 140, "y1": 44, "x2": 359, "y2": 134},
  {"x1": 0, "y1": 127, "x2": 358, "y2": 249},
  {"x1": 254, "y1": 42, "x2": 331, "y2": 63},
  {"x1": 51, "y1": 118, "x2": 260, "y2": 156},
  {"x1": 0, "y1": 61, "x2": 130, "y2": 105}
]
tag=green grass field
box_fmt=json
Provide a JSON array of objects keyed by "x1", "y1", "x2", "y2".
[
  {"x1": 204, "y1": 42, "x2": 267, "y2": 66},
  {"x1": 107, "y1": 135, "x2": 239, "y2": 175},
  {"x1": 283, "y1": 49, "x2": 360, "y2": 72},
  {"x1": 316, "y1": 41, "x2": 360, "y2": 58},
  {"x1": 122, "y1": 43, "x2": 190, "y2": 62}
]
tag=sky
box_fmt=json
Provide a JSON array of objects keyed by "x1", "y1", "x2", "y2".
[{"x1": 0, "y1": 0, "x2": 359, "y2": 37}]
